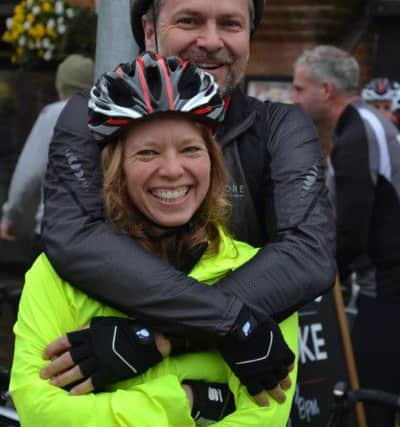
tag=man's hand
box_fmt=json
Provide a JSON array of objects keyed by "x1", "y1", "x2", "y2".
[
  {"x1": 218, "y1": 311, "x2": 295, "y2": 406},
  {"x1": 0, "y1": 221, "x2": 16, "y2": 241},
  {"x1": 41, "y1": 317, "x2": 170, "y2": 394}
]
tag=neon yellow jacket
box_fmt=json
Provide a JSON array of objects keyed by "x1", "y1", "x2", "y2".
[{"x1": 10, "y1": 231, "x2": 298, "y2": 427}]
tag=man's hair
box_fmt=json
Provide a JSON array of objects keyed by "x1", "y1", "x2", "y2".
[
  {"x1": 55, "y1": 54, "x2": 94, "y2": 98},
  {"x1": 295, "y1": 45, "x2": 359, "y2": 94},
  {"x1": 101, "y1": 115, "x2": 231, "y2": 266},
  {"x1": 145, "y1": 0, "x2": 256, "y2": 32}
]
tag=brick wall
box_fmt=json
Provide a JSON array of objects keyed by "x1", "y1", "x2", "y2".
[{"x1": 247, "y1": 0, "x2": 377, "y2": 86}]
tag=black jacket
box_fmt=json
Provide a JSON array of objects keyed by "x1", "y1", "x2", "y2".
[{"x1": 43, "y1": 87, "x2": 336, "y2": 335}]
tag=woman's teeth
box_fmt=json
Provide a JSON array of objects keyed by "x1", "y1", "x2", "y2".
[{"x1": 151, "y1": 187, "x2": 189, "y2": 201}]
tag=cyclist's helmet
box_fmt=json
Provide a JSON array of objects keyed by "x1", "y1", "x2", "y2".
[
  {"x1": 392, "y1": 90, "x2": 400, "y2": 113},
  {"x1": 361, "y1": 78, "x2": 399, "y2": 102},
  {"x1": 88, "y1": 52, "x2": 225, "y2": 144},
  {"x1": 130, "y1": 0, "x2": 266, "y2": 52}
]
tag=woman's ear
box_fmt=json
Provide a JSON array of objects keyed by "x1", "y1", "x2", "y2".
[{"x1": 142, "y1": 16, "x2": 156, "y2": 52}]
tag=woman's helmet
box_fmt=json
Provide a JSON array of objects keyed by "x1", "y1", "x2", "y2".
[
  {"x1": 361, "y1": 78, "x2": 400, "y2": 102},
  {"x1": 88, "y1": 52, "x2": 225, "y2": 144},
  {"x1": 130, "y1": 0, "x2": 266, "y2": 52}
]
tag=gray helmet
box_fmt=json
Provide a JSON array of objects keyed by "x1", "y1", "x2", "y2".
[
  {"x1": 88, "y1": 52, "x2": 225, "y2": 144},
  {"x1": 130, "y1": 0, "x2": 266, "y2": 52}
]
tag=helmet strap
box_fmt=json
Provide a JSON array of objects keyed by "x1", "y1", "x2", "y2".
[{"x1": 152, "y1": 6, "x2": 160, "y2": 53}]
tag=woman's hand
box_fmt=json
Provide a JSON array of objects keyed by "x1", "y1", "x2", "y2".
[{"x1": 40, "y1": 317, "x2": 170, "y2": 395}]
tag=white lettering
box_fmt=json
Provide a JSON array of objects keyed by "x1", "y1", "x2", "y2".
[
  {"x1": 311, "y1": 323, "x2": 327, "y2": 361},
  {"x1": 294, "y1": 385, "x2": 320, "y2": 422},
  {"x1": 299, "y1": 323, "x2": 328, "y2": 364}
]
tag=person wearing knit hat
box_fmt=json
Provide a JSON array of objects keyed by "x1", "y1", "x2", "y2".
[
  {"x1": 55, "y1": 54, "x2": 94, "y2": 99},
  {"x1": 0, "y1": 54, "x2": 94, "y2": 246}
]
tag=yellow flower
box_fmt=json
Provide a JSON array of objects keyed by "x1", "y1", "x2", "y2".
[
  {"x1": 27, "y1": 13, "x2": 35, "y2": 23},
  {"x1": 13, "y1": 23, "x2": 24, "y2": 35},
  {"x1": 11, "y1": 55, "x2": 17, "y2": 64},
  {"x1": 34, "y1": 24, "x2": 45, "y2": 39},
  {"x1": 42, "y1": 2, "x2": 53, "y2": 13},
  {"x1": 46, "y1": 27, "x2": 56, "y2": 38},
  {"x1": 2, "y1": 31, "x2": 12, "y2": 43}
]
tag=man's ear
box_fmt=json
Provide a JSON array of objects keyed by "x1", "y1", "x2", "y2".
[
  {"x1": 142, "y1": 15, "x2": 156, "y2": 52},
  {"x1": 321, "y1": 80, "x2": 335, "y2": 100}
]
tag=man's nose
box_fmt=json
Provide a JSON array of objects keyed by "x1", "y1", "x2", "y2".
[
  {"x1": 290, "y1": 90, "x2": 299, "y2": 104},
  {"x1": 196, "y1": 22, "x2": 224, "y2": 51}
]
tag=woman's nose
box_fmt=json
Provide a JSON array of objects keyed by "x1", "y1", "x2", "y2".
[{"x1": 158, "y1": 154, "x2": 184, "y2": 179}]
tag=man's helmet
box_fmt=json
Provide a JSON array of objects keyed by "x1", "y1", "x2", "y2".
[
  {"x1": 130, "y1": 0, "x2": 266, "y2": 52},
  {"x1": 391, "y1": 90, "x2": 400, "y2": 113},
  {"x1": 361, "y1": 78, "x2": 400, "y2": 102},
  {"x1": 88, "y1": 52, "x2": 225, "y2": 144}
]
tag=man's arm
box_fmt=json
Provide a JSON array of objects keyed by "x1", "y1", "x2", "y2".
[
  {"x1": 1, "y1": 103, "x2": 63, "y2": 238},
  {"x1": 217, "y1": 105, "x2": 336, "y2": 322},
  {"x1": 330, "y1": 125, "x2": 374, "y2": 281},
  {"x1": 43, "y1": 92, "x2": 242, "y2": 335}
]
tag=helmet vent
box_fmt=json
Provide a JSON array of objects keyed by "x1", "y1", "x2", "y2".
[
  {"x1": 146, "y1": 66, "x2": 162, "y2": 101},
  {"x1": 120, "y1": 62, "x2": 136, "y2": 78},
  {"x1": 178, "y1": 64, "x2": 201, "y2": 99},
  {"x1": 108, "y1": 77, "x2": 137, "y2": 107},
  {"x1": 167, "y1": 57, "x2": 180, "y2": 72}
]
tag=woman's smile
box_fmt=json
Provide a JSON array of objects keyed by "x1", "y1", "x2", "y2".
[{"x1": 123, "y1": 115, "x2": 211, "y2": 227}]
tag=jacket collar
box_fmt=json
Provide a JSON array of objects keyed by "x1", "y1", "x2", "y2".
[{"x1": 216, "y1": 87, "x2": 258, "y2": 148}]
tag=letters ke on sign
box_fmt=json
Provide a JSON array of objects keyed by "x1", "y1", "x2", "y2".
[{"x1": 288, "y1": 291, "x2": 349, "y2": 426}]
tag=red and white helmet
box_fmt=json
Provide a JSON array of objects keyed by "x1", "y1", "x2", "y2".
[
  {"x1": 88, "y1": 52, "x2": 225, "y2": 144},
  {"x1": 361, "y1": 78, "x2": 400, "y2": 102}
]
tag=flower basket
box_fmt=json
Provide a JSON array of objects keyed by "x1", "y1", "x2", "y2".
[{"x1": 2, "y1": 0, "x2": 96, "y2": 68}]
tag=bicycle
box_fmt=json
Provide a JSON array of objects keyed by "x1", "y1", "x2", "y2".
[
  {"x1": 0, "y1": 367, "x2": 19, "y2": 427},
  {"x1": 327, "y1": 381, "x2": 400, "y2": 427}
]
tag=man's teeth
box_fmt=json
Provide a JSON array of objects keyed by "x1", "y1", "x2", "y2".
[
  {"x1": 152, "y1": 187, "x2": 189, "y2": 201},
  {"x1": 199, "y1": 64, "x2": 220, "y2": 69}
]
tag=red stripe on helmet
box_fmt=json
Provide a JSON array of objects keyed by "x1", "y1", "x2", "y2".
[
  {"x1": 158, "y1": 56, "x2": 175, "y2": 110},
  {"x1": 107, "y1": 118, "x2": 131, "y2": 125},
  {"x1": 137, "y1": 55, "x2": 153, "y2": 114},
  {"x1": 179, "y1": 58, "x2": 188, "y2": 68},
  {"x1": 193, "y1": 106, "x2": 213, "y2": 116}
]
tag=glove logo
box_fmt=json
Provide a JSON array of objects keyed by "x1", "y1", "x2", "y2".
[
  {"x1": 135, "y1": 328, "x2": 150, "y2": 340},
  {"x1": 241, "y1": 320, "x2": 252, "y2": 337}
]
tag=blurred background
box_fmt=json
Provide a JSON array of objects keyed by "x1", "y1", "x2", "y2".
[{"x1": 0, "y1": 0, "x2": 96, "y2": 368}]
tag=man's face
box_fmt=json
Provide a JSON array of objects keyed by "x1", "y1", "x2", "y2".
[
  {"x1": 291, "y1": 64, "x2": 328, "y2": 126},
  {"x1": 143, "y1": 0, "x2": 251, "y2": 96},
  {"x1": 368, "y1": 100, "x2": 396, "y2": 123}
]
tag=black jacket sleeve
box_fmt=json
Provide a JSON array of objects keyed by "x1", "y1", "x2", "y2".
[
  {"x1": 43, "y1": 92, "x2": 335, "y2": 334},
  {"x1": 216, "y1": 104, "x2": 336, "y2": 322},
  {"x1": 42, "y1": 92, "x2": 242, "y2": 336}
]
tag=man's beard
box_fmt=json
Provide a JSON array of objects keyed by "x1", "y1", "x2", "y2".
[{"x1": 183, "y1": 50, "x2": 242, "y2": 97}]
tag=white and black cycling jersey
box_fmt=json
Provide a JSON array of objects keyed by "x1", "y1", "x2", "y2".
[{"x1": 329, "y1": 99, "x2": 400, "y2": 301}]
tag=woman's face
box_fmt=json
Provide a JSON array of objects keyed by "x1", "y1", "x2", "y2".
[{"x1": 123, "y1": 115, "x2": 211, "y2": 227}]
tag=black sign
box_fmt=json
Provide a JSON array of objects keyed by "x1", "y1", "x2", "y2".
[{"x1": 288, "y1": 290, "x2": 349, "y2": 426}]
